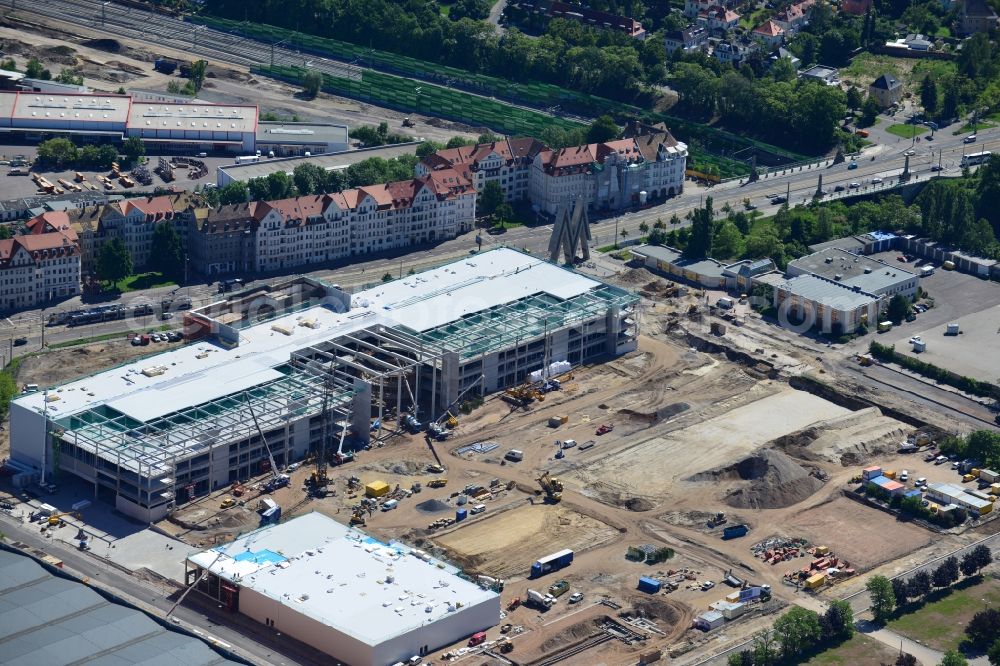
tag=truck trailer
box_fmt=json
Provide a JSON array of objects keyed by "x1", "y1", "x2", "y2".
[{"x1": 531, "y1": 549, "x2": 574, "y2": 577}]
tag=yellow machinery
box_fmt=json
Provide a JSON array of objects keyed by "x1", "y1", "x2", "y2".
[
  {"x1": 46, "y1": 512, "x2": 81, "y2": 526},
  {"x1": 220, "y1": 496, "x2": 236, "y2": 509},
  {"x1": 445, "y1": 413, "x2": 459, "y2": 429},
  {"x1": 350, "y1": 512, "x2": 366, "y2": 526},
  {"x1": 537, "y1": 472, "x2": 563, "y2": 503},
  {"x1": 428, "y1": 478, "x2": 448, "y2": 488}
]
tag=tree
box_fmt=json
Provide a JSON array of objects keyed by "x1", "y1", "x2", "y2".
[
  {"x1": 727, "y1": 651, "x2": 753, "y2": 666},
  {"x1": 302, "y1": 70, "x2": 323, "y2": 98},
  {"x1": 96, "y1": 238, "x2": 133, "y2": 286},
  {"x1": 892, "y1": 577, "x2": 910, "y2": 606},
  {"x1": 586, "y1": 114, "x2": 620, "y2": 143},
  {"x1": 987, "y1": 637, "x2": 1000, "y2": 666},
  {"x1": 25, "y1": 57, "x2": 45, "y2": 79},
  {"x1": 860, "y1": 95, "x2": 880, "y2": 127},
  {"x1": 941, "y1": 650, "x2": 968, "y2": 666},
  {"x1": 895, "y1": 653, "x2": 917, "y2": 666},
  {"x1": 122, "y1": 136, "x2": 144, "y2": 165},
  {"x1": 188, "y1": 60, "x2": 208, "y2": 92},
  {"x1": 36, "y1": 138, "x2": 78, "y2": 167},
  {"x1": 293, "y1": 163, "x2": 326, "y2": 195},
  {"x1": 966, "y1": 608, "x2": 1000, "y2": 646},
  {"x1": 846, "y1": 86, "x2": 863, "y2": 111},
  {"x1": 149, "y1": 222, "x2": 184, "y2": 281},
  {"x1": 921, "y1": 76, "x2": 939, "y2": 115},
  {"x1": 217, "y1": 181, "x2": 249, "y2": 205},
  {"x1": 446, "y1": 136, "x2": 475, "y2": 149},
  {"x1": 885, "y1": 293, "x2": 912, "y2": 324},
  {"x1": 972, "y1": 544, "x2": 994, "y2": 570},
  {"x1": 752, "y1": 628, "x2": 778, "y2": 666},
  {"x1": 824, "y1": 600, "x2": 854, "y2": 641},
  {"x1": 932, "y1": 557, "x2": 959, "y2": 588},
  {"x1": 479, "y1": 180, "x2": 504, "y2": 218},
  {"x1": 0, "y1": 226, "x2": 10, "y2": 240},
  {"x1": 907, "y1": 570, "x2": 931, "y2": 598},
  {"x1": 416, "y1": 140, "x2": 444, "y2": 157},
  {"x1": 55, "y1": 68, "x2": 84, "y2": 85},
  {"x1": 685, "y1": 196, "x2": 713, "y2": 259},
  {"x1": 639, "y1": 221, "x2": 649, "y2": 234},
  {"x1": 381, "y1": 272, "x2": 393, "y2": 282},
  {"x1": 866, "y1": 575, "x2": 895, "y2": 624},
  {"x1": 965, "y1": 430, "x2": 1000, "y2": 469},
  {"x1": 960, "y1": 552, "x2": 981, "y2": 577},
  {"x1": 773, "y1": 607, "x2": 822, "y2": 659},
  {"x1": 713, "y1": 219, "x2": 744, "y2": 259}
]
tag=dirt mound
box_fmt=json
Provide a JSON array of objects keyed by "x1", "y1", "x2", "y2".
[
  {"x1": 624, "y1": 497, "x2": 655, "y2": 512},
  {"x1": 770, "y1": 408, "x2": 910, "y2": 465},
  {"x1": 619, "y1": 402, "x2": 689, "y2": 423},
  {"x1": 691, "y1": 449, "x2": 824, "y2": 509},
  {"x1": 538, "y1": 618, "x2": 603, "y2": 653},
  {"x1": 614, "y1": 267, "x2": 659, "y2": 286},
  {"x1": 371, "y1": 460, "x2": 425, "y2": 476},
  {"x1": 83, "y1": 38, "x2": 122, "y2": 53},
  {"x1": 628, "y1": 595, "x2": 687, "y2": 626},
  {"x1": 415, "y1": 499, "x2": 451, "y2": 514}
]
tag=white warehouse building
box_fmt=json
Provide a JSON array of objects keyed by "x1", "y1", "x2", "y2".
[
  {"x1": 9, "y1": 248, "x2": 637, "y2": 522},
  {"x1": 185, "y1": 512, "x2": 500, "y2": 666}
]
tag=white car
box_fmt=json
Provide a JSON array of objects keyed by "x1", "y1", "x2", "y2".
[
  {"x1": 916, "y1": 477, "x2": 927, "y2": 486},
  {"x1": 904, "y1": 149, "x2": 916, "y2": 156},
  {"x1": 849, "y1": 182, "x2": 860, "y2": 188},
  {"x1": 964, "y1": 135, "x2": 977, "y2": 144},
  {"x1": 569, "y1": 592, "x2": 584, "y2": 603},
  {"x1": 872, "y1": 177, "x2": 883, "y2": 184},
  {"x1": 700, "y1": 581, "x2": 715, "y2": 590}
]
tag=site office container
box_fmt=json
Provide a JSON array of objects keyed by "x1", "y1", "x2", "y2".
[{"x1": 637, "y1": 577, "x2": 662, "y2": 593}]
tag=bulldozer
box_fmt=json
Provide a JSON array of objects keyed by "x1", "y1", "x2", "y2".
[
  {"x1": 536, "y1": 472, "x2": 563, "y2": 503},
  {"x1": 350, "y1": 511, "x2": 366, "y2": 526}
]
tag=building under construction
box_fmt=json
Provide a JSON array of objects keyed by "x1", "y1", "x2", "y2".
[{"x1": 9, "y1": 248, "x2": 637, "y2": 521}]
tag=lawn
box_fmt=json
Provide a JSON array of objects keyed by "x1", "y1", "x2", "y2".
[
  {"x1": 115, "y1": 272, "x2": 175, "y2": 293},
  {"x1": 842, "y1": 53, "x2": 903, "y2": 84},
  {"x1": 886, "y1": 123, "x2": 929, "y2": 138},
  {"x1": 888, "y1": 574, "x2": 1000, "y2": 652},
  {"x1": 802, "y1": 633, "x2": 903, "y2": 666}
]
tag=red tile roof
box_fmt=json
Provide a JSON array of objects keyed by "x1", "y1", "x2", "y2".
[
  {"x1": 0, "y1": 231, "x2": 79, "y2": 269},
  {"x1": 753, "y1": 20, "x2": 785, "y2": 36}
]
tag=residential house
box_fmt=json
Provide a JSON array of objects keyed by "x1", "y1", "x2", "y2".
[
  {"x1": 714, "y1": 40, "x2": 757, "y2": 66},
  {"x1": 624, "y1": 120, "x2": 689, "y2": 200},
  {"x1": 770, "y1": 47, "x2": 802, "y2": 70},
  {"x1": 684, "y1": 0, "x2": 737, "y2": 19},
  {"x1": 841, "y1": 0, "x2": 873, "y2": 15},
  {"x1": 188, "y1": 203, "x2": 257, "y2": 277},
  {"x1": 885, "y1": 33, "x2": 934, "y2": 52},
  {"x1": 0, "y1": 213, "x2": 80, "y2": 311},
  {"x1": 513, "y1": 0, "x2": 647, "y2": 38},
  {"x1": 773, "y1": 0, "x2": 815, "y2": 32},
  {"x1": 698, "y1": 5, "x2": 740, "y2": 33},
  {"x1": 664, "y1": 25, "x2": 709, "y2": 54},
  {"x1": 958, "y1": 0, "x2": 999, "y2": 33},
  {"x1": 869, "y1": 73, "x2": 903, "y2": 108},
  {"x1": 416, "y1": 137, "x2": 544, "y2": 204},
  {"x1": 752, "y1": 20, "x2": 786, "y2": 48}
]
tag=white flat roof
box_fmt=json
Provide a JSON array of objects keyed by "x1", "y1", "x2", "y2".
[
  {"x1": 187, "y1": 512, "x2": 497, "y2": 645},
  {"x1": 127, "y1": 102, "x2": 257, "y2": 134},
  {"x1": 357, "y1": 249, "x2": 600, "y2": 332},
  {"x1": 12, "y1": 93, "x2": 131, "y2": 124},
  {"x1": 14, "y1": 248, "x2": 604, "y2": 421}
]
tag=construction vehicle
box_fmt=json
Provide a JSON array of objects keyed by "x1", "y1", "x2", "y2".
[
  {"x1": 507, "y1": 597, "x2": 521, "y2": 611},
  {"x1": 403, "y1": 414, "x2": 423, "y2": 433},
  {"x1": 244, "y1": 391, "x2": 287, "y2": 494},
  {"x1": 350, "y1": 511, "x2": 366, "y2": 526},
  {"x1": 595, "y1": 424, "x2": 614, "y2": 436},
  {"x1": 707, "y1": 512, "x2": 727, "y2": 527},
  {"x1": 46, "y1": 512, "x2": 80, "y2": 527},
  {"x1": 402, "y1": 117, "x2": 416, "y2": 128},
  {"x1": 231, "y1": 483, "x2": 247, "y2": 497},
  {"x1": 220, "y1": 496, "x2": 236, "y2": 509},
  {"x1": 428, "y1": 478, "x2": 448, "y2": 488},
  {"x1": 502, "y1": 383, "x2": 544, "y2": 407},
  {"x1": 536, "y1": 472, "x2": 563, "y2": 503},
  {"x1": 428, "y1": 463, "x2": 445, "y2": 474},
  {"x1": 427, "y1": 422, "x2": 450, "y2": 441},
  {"x1": 477, "y1": 575, "x2": 505, "y2": 592},
  {"x1": 526, "y1": 589, "x2": 557, "y2": 609},
  {"x1": 499, "y1": 639, "x2": 514, "y2": 654}
]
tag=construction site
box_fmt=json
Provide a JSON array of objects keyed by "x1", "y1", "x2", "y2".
[{"x1": 3, "y1": 257, "x2": 989, "y2": 666}]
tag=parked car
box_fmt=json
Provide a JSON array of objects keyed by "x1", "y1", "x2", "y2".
[
  {"x1": 931, "y1": 165, "x2": 943, "y2": 171},
  {"x1": 935, "y1": 455, "x2": 948, "y2": 464},
  {"x1": 569, "y1": 592, "x2": 584, "y2": 603},
  {"x1": 13, "y1": 337, "x2": 27, "y2": 346},
  {"x1": 904, "y1": 149, "x2": 916, "y2": 156},
  {"x1": 916, "y1": 477, "x2": 927, "y2": 486},
  {"x1": 964, "y1": 135, "x2": 977, "y2": 144},
  {"x1": 834, "y1": 185, "x2": 845, "y2": 192},
  {"x1": 872, "y1": 177, "x2": 883, "y2": 184},
  {"x1": 849, "y1": 182, "x2": 860, "y2": 188}
]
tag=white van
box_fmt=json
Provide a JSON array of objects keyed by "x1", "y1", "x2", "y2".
[
  {"x1": 471, "y1": 504, "x2": 486, "y2": 515},
  {"x1": 900, "y1": 470, "x2": 909, "y2": 482},
  {"x1": 505, "y1": 449, "x2": 524, "y2": 462},
  {"x1": 382, "y1": 499, "x2": 398, "y2": 511}
]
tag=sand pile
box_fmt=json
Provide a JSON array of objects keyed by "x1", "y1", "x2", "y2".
[
  {"x1": 415, "y1": 498, "x2": 451, "y2": 514},
  {"x1": 771, "y1": 408, "x2": 910, "y2": 465},
  {"x1": 373, "y1": 460, "x2": 425, "y2": 475},
  {"x1": 692, "y1": 449, "x2": 824, "y2": 509},
  {"x1": 614, "y1": 267, "x2": 658, "y2": 286}
]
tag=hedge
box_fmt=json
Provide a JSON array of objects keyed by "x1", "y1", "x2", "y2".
[{"x1": 868, "y1": 341, "x2": 1000, "y2": 401}]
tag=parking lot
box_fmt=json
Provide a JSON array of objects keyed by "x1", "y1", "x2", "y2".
[{"x1": 0, "y1": 143, "x2": 233, "y2": 201}]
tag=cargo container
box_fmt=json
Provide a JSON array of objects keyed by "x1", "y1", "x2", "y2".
[
  {"x1": 946, "y1": 323, "x2": 960, "y2": 336},
  {"x1": 980, "y1": 469, "x2": 999, "y2": 483},
  {"x1": 884, "y1": 470, "x2": 896, "y2": 479},
  {"x1": 990, "y1": 483, "x2": 1000, "y2": 495},
  {"x1": 861, "y1": 466, "x2": 882, "y2": 481},
  {"x1": 638, "y1": 577, "x2": 662, "y2": 593},
  {"x1": 722, "y1": 524, "x2": 749, "y2": 539},
  {"x1": 531, "y1": 549, "x2": 574, "y2": 577},
  {"x1": 805, "y1": 573, "x2": 826, "y2": 589},
  {"x1": 366, "y1": 481, "x2": 390, "y2": 498}
]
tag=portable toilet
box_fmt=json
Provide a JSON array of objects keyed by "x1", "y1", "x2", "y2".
[
  {"x1": 456, "y1": 508, "x2": 468, "y2": 522},
  {"x1": 365, "y1": 481, "x2": 390, "y2": 498},
  {"x1": 946, "y1": 323, "x2": 960, "y2": 335}
]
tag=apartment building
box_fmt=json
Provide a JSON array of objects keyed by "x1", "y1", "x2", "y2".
[
  {"x1": 529, "y1": 126, "x2": 687, "y2": 215},
  {"x1": 415, "y1": 138, "x2": 545, "y2": 204},
  {"x1": 664, "y1": 25, "x2": 709, "y2": 54},
  {"x1": 0, "y1": 212, "x2": 80, "y2": 311},
  {"x1": 188, "y1": 203, "x2": 258, "y2": 277},
  {"x1": 95, "y1": 194, "x2": 197, "y2": 270}
]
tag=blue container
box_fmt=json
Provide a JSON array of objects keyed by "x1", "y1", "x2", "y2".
[
  {"x1": 456, "y1": 508, "x2": 468, "y2": 522},
  {"x1": 637, "y1": 577, "x2": 662, "y2": 594}
]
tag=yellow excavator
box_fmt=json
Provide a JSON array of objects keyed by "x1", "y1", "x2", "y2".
[{"x1": 537, "y1": 472, "x2": 563, "y2": 503}]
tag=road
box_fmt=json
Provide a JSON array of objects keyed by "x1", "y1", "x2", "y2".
[
  {"x1": 0, "y1": 510, "x2": 330, "y2": 666},
  {"x1": 487, "y1": 0, "x2": 506, "y2": 34},
  {"x1": 685, "y1": 533, "x2": 1000, "y2": 665}
]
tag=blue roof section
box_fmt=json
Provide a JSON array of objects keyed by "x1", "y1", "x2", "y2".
[
  {"x1": 233, "y1": 549, "x2": 286, "y2": 566},
  {"x1": 866, "y1": 231, "x2": 897, "y2": 242}
]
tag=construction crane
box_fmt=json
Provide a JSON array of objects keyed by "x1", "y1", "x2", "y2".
[
  {"x1": 243, "y1": 391, "x2": 288, "y2": 493},
  {"x1": 536, "y1": 472, "x2": 563, "y2": 503}
]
